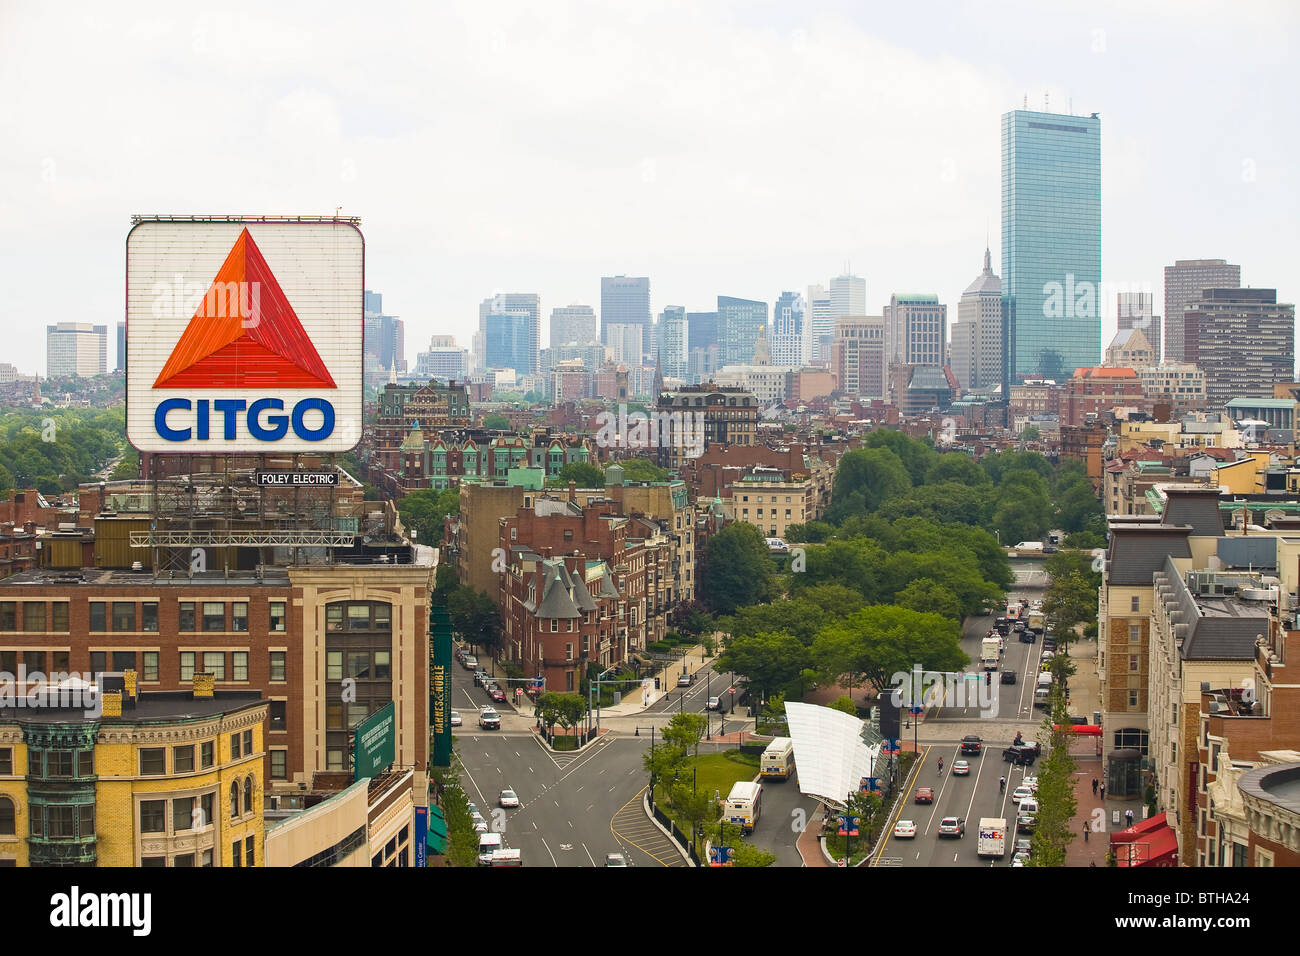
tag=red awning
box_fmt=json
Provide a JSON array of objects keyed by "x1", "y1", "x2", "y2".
[
  {"x1": 1052, "y1": 724, "x2": 1102, "y2": 736},
  {"x1": 1110, "y1": 812, "x2": 1179, "y2": 867}
]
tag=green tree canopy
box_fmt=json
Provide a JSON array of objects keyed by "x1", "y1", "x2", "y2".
[
  {"x1": 894, "y1": 577, "x2": 963, "y2": 620},
  {"x1": 617, "y1": 457, "x2": 670, "y2": 482},
  {"x1": 811, "y1": 604, "x2": 966, "y2": 695},
  {"x1": 701, "y1": 522, "x2": 778, "y2": 615},
  {"x1": 715, "y1": 631, "x2": 809, "y2": 703},
  {"x1": 550, "y1": 461, "x2": 605, "y2": 487},
  {"x1": 826, "y1": 447, "x2": 912, "y2": 523},
  {"x1": 396, "y1": 487, "x2": 460, "y2": 547}
]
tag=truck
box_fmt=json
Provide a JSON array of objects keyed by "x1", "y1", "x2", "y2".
[
  {"x1": 1013, "y1": 541, "x2": 1045, "y2": 553},
  {"x1": 760, "y1": 737, "x2": 795, "y2": 781},
  {"x1": 1027, "y1": 610, "x2": 1045, "y2": 634},
  {"x1": 980, "y1": 637, "x2": 1001, "y2": 671},
  {"x1": 725, "y1": 781, "x2": 763, "y2": 834},
  {"x1": 978, "y1": 817, "x2": 1008, "y2": 859}
]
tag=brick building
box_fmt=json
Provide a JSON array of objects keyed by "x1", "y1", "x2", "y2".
[{"x1": 1063, "y1": 367, "x2": 1148, "y2": 427}]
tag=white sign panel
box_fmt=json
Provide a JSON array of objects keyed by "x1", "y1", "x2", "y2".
[
  {"x1": 126, "y1": 219, "x2": 364, "y2": 453},
  {"x1": 784, "y1": 702, "x2": 878, "y2": 807}
]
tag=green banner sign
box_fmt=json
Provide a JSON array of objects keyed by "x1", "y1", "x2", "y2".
[
  {"x1": 431, "y1": 605, "x2": 453, "y2": 767},
  {"x1": 353, "y1": 700, "x2": 396, "y2": 782}
]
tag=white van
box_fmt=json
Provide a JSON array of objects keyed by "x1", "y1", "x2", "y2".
[
  {"x1": 725, "y1": 781, "x2": 763, "y2": 834},
  {"x1": 760, "y1": 738, "x2": 795, "y2": 781},
  {"x1": 1033, "y1": 687, "x2": 1051, "y2": 708},
  {"x1": 1019, "y1": 798, "x2": 1039, "y2": 817},
  {"x1": 1037, "y1": 672, "x2": 1053, "y2": 689},
  {"x1": 476, "y1": 831, "x2": 503, "y2": 865}
]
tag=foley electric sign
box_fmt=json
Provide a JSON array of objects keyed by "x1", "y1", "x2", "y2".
[{"x1": 126, "y1": 217, "x2": 363, "y2": 454}]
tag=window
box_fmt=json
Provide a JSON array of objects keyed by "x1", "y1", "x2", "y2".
[
  {"x1": 270, "y1": 750, "x2": 286, "y2": 779},
  {"x1": 1128, "y1": 624, "x2": 1141, "y2": 643},
  {"x1": 89, "y1": 602, "x2": 106, "y2": 631},
  {"x1": 326, "y1": 703, "x2": 343, "y2": 729},
  {"x1": 0, "y1": 797, "x2": 13, "y2": 835},
  {"x1": 140, "y1": 800, "x2": 166, "y2": 833},
  {"x1": 245, "y1": 835, "x2": 255, "y2": 867},
  {"x1": 202, "y1": 652, "x2": 225, "y2": 680},
  {"x1": 243, "y1": 778, "x2": 252, "y2": 814},
  {"x1": 231, "y1": 733, "x2": 242, "y2": 760},
  {"x1": 179, "y1": 602, "x2": 196, "y2": 632},
  {"x1": 142, "y1": 603, "x2": 158, "y2": 632},
  {"x1": 232, "y1": 603, "x2": 248, "y2": 632},
  {"x1": 230, "y1": 782, "x2": 239, "y2": 819},
  {"x1": 327, "y1": 605, "x2": 344, "y2": 631},
  {"x1": 242, "y1": 730, "x2": 253, "y2": 755},
  {"x1": 270, "y1": 701, "x2": 286, "y2": 732},
  {"x1": 374, "y1": 651, "x2": 391, "y2": 680},
  {"x1": 112, "y1": 602, "x2": 136, "y2": 632},
  {"x1": 1129, "y1": 654, "x2": 1139, "y2": 672},
  {"x1": 78, "y1": 804, "x2": 93, "y2": 837},
  {"x1": 1128, "y1": 690, "x2": 1139, "y2": 708},
  {"x1": 174, "y1": 853, "x2": 195, "y2": 867},
  {"x1": 202, "y1": 603, "x2": 225, "y2": 632},
  {"x1": 52, "y1": 651, "x2": 69, "y2": 672},
  {"x1": 112, "y1": 651, "x2": 136, "y2": 673},
  {"x1": 232, "y1": 652, "x2": 248, "y2": 682},
  {"x1": 23, "y1": 603, "x2": 45, "y2": 631},
  {"x1": 0, "y1": 651, "x2": 11, "y2": 674},
  {"x1": 47, "y1": 750, "x2": 73, "y2": 778},
  {"x1": 551, "y1": 619, "x2": 559, "y2": 632},
  {"x1": 77, "y1": 750, "x2": 93, "y2": 777},
  {"x1": 173, "y1": 745, "x2": 194, "y2": 774},
  {"x1": 23, "y1": 651, "x2": 45, "y2": 675},
  {"x1": 201, "y1": 849, "x2": 213, "y2": 867},
  {"x1": 180, "y1": 651, "x2": 195, "y2": 681},
  {"x1": 0, "y1": 602, "x2": 14, "y2": 630},
  {"x1": 270, "y1": 652, "x2": 286, "y2": 682},
  {"x1": 326, "y1": 651, "x2": 343, "y2": 680},
  {"x1": 200, "y1": 741, "x2": 214, "y2": 769},
  {"x1": 141, "y1": 857, "x2": 165, "y2": 867},
  {"x1": 1130, "y1": 596, "x2": 1140, "y2": 612},
  {"x1": 565, "y1": 643, "x2": 573, "y2": 661},
  {"x1": 29, "y1": 810, "x2": 41, "y2": 838},
  {"x1": 348, "y1": 605, "x2": 371, "y2": 630},
  {"x1": 140, "y1": 748, "x2": 165, "y2": 775},
  {"x1": 142, "y1": 651, "x2": 158, "y2": 682},
  {"x1": 232, "y1": 840, "x2": 242, "y2": 868},
  {"x1": 90, "y1": 651, "x2": 106, "y2": 675},
  {"x1": 46, "y1": 806, "x2": 75, "y2": 839},
  {"x1": 28, "y1": 750, "x2": 40, "y2": 776},
  {"x1": 0, "y1": 748, "x2": 9, "y2": 775},
  {"x1": 173, "y1": 797, "x2": 194, "y2": 831},
  {"x1": 270, "y1": 602, "x2": 286, "y2": 632},
  {"x1": 199, "y1": 792, "x2": 214, "y2": 829}
]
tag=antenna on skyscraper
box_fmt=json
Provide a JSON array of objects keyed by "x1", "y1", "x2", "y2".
[
  {"x1": 1044, "y1": 91, "x2": 1049, "y2": 111},
  {"x1": 1023, "y1": 94, "x2": 1028, "y2": 108}
]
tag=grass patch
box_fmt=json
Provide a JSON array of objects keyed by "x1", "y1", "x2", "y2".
[{"x1": 551, "y1": 736, "x2": 578, "y2": 751}]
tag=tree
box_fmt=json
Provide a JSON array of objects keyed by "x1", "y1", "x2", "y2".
[
  {"x1": 793, "y1": 584, "x2": 866, "y2": 621},
  {"x1": 863, "y1": 429, "x2": 937, "y2": 485},
  {"x1": 826, "y1": 447, "x2": 912, "y2": 523},
  {"x1": 1019, "y1": 425, "x2": 1041, "y2": 442},
  {"x1": 551, "y1": 461, "x2": 604, "y2": 487},
  {"x1": 895, "y1": 578, "x2": 962, "y2": 621},
  {"x1": 553, "y1": 693, "x2": 588, "y2": 737},
  {"x1": 789, "y1": 537, "x2": 885, "y2": 601},
  {"x1": 1042, "y1": 569, "x2": 1100, "y2": 639},
  {"x1": 535, "y1": 691, "x2": 565, "y2": 734},
  {"x1": 1029, "y1": 685, "x2": 1078, "y2": 866},
  {"x1": 396, "y1": 487, "x2": 460, "y2": 547},
  {"x1": 783, "y1": 520, "x2": 834, "y2": 543},
  {"x1": 669, "y1": 601, "x2": 713, "y2": 638},
  {"x1": 812, "y1": 605, "x2": 966, "y2": 696},
  {"x1": 483, "y1": 413, "x2": 510, "y2": 430},
  {"x1": 715, "y1": 631, "x2": 808, "y2": 703},
  {"x1": 924, "y1": 452, "x2": 991, "y2": 487},
  {"x1": 617, "y1": 457, "x2": 670, "y2": 482},
  {"x1": 828, "y1": 695, "x2": 858, "y2": 716},
  {"x1": 722, "y1": 597, "x2": 828, "y2": 646},
  {"x1": 701, "y1": 522, "x2": 777, "y2": 615},
  {"x1": 448, "y1": 587, "x2": 503, "y2": 657},
  {"x1": 1064, "y1": 530, "x2": 1105, "y2": 550},
  {"x1": 661, "y1": 712, "x2": 707, "y2": 754}
]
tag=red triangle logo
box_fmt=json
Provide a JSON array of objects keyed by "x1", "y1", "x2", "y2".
[{"x1": 153, "y1": 228, "x2": 337, "y2": 389}]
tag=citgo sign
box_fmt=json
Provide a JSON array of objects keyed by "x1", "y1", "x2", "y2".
[{"x1": 125, "y1": 217, "x2": 364, "y2": 453}]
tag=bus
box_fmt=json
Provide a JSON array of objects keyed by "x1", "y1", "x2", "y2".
[
  {"x1": 760, "y1": 738, "x2": 795, "y2": 781},
  {"x1": 725, "y1": 781, "x2": 763, "y2": 834}
]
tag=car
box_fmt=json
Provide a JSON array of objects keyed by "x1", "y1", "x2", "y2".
[
  {"x1": 488, "y1": 687, "x2": 507, "y2": 704},
  {"x1": 1017, "y1": 813, "x2": 1037, "y2": 834},
  {"x1": 676, "y1": 673, "x2": 693, "y2": 687},
  {"x1": 914, "y1": 787, "x2": 934, "y2": 804},
  {"x1": 467, "y1": 803, "x2": 488, "y2": 832},
  {"x1": 1015, "y1": 837, "x2": 1032, "y2": 856},
  {"x1": 1019, "y1": 630, "x2": 1036, "y2": 643},
  {"x1": 474, "y1": 670, "x2": 489, "y2": 687},
  {"x1": 952, "y1": 760, "x2": 970, "y2": 776},
  {"x1": 707, "y1": 696, "x2": 724, "y2": 711},
  {"x1": 937, "y1": 816, "x2": 966, "y2": 838},
  {"x1": 604, "y1": 852, "x2": 629, "y2": 867},
  {"x1": 1041, "y1": 650, "x2": 1055, "y2": 661},
  {"x1": 1013, "y1": 620, "x2": 1027, "y2": 632},
  {"x1": 1022, "y1": 776, "x2": 1039, "y2": 793},
  {"x1": 1069, "y1": 715, "x2": 1088, "y2": 725},
  {"x1": 463, "y1": 655, "x2": 479, "y2": 670},
  {"x1": 1003, "y1": 745, "x2": 1037, "y2": 766},
  {"x1": 1001, "y1": 669, "x2": 1017, "y2": 685},
  {"x1": 893, "y1": 820, "x2": 917, "y2": 839},
  {"x1": 960, "y1": 735, "x2": 982, "y2": 755},
  {"x1": 1011, "y1": 850, "x2": 1030, "y2": 866},
  {"x1": 454, "y1": 647, "x2": 465, "y2": 663},
  {"x1": 449, "y1": 709, "x2": 462, "y2": 727},
  {"x1": 499, "y1": 788, "x2": 519, "y2": 808},
  {"x1": 1012, "y1": 785, "x2": 1034, "y2": 804},
  {"x1": 1042, "y1": 640, "x2": 1057, "y2": 653},
  {"x1": 478, "y1": 708, "x2": 501, "y2": 730}
]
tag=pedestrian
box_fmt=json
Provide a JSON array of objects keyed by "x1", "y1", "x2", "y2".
[
  {"x1": 1126, "y1": 808, "x2": 1134, "y2": 827},
  {"x1": 1099, "y1": 782, "x2": 1105, "y2": 800},
  {"x1": 1092, "y1": 777, "x2": 1098, "y2": 795},
  {"x1": 1083, "y1": 822, "x2": 1089, "y2": 842}
]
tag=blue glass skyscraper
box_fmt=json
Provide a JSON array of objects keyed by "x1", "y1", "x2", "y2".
[{"x1": 1001, "y1": 109, "x2": 1101, "y2": 394}]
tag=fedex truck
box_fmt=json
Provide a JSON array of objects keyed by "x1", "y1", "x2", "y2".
[{"x1": 978, "y1": 817, "x2": 1007, "y2": 859}]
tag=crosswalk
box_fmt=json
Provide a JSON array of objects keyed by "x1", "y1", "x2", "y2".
[{"x1": 609, "y1": 788, "x2": 691, "y2": 867}]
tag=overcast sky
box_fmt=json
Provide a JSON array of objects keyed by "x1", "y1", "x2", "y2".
[{"x1": 1, "y1": 0, "x2": 1296, "y2": 375}]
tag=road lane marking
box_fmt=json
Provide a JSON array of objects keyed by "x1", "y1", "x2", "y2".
[
  {"x1": 583, "y1": 843, "x2": 596, "y2": 867},
  {"x1": 539, "y1": 837, "x2": 558, "y2": 867}
]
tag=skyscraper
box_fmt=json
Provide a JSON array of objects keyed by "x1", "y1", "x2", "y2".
[
  {"x1": 1163, "y1": 259, "x2": 1241, "y2": 362},
  {"x1": 806, "y1": 284, "x2": 833, "y2": 364},
  {"x1": 717, "y1": 296, "x2": 769, "y2": 367},
  {"x1": 549, "y1": 304, "x2": 597, "y2": 347},
  {"x1": 833, "y1": 315, "x2": 886, "y2": 399},
  {"x1": 1001, "y1": 109, "x2": 1102, "y2": 393},
  {"x1": 604, "y1": 324, "x2": 644, "y2": 366},
  {"x1": 480, "y1": 293, "x2": 541, "y2": 374},
  {"x1": 46, "y1": 323, "x2": 107, "y2": 377},
  {"x1": 115, "y1": 321, "x2": 125, "y2": 373},
  {"x1": 950, "y1": 248, "x2": 1002, "y2": 392},
  {"x1": 363, "y1": 289, "x2": 406, "y2": 377},
  {"x1": 829, "y1": 274, "x2": 866, "y2": 321},
  {"x1": 885, "y1": 294, "x2": 947, "y2": 370},
  {"x1": 771, "y1": 291, "x2": 808, "y2": 368},
  {"x1": 1116, "y1": 291, "x2": 1161, "y2": 364},
  {"x1": 1183, "y1": 288, "x2": 1295, "y2": 408},
  {"x1": 687, "y1": 311, "x2": 720, "y2": 352},
  {"x1": 484, "y1": 309, "x2": 533, "y2": 375},
  {"x1": 657, "y1": 306, "x2": 688, "y2": 380},
  {"x1": 601, "y1": 276, "x2": 650, "y2": 342}
]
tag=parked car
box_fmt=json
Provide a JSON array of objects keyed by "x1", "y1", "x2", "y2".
[
  {"x1": 498, "y1": 789, "x2": 519, "y2": 808},
  {"x1": 952, "y1": 760, "x2": 970, "y2": 776},
  {"x1": 937, "y1": 817, "x2": 966, "y2": 838},
  {"x1": 676, "y1": 672, "x2": 693, "y2": 687},
  {"x1": 449, "y1": 709, "x2": 462, "y2": 727},
  {"x1": 488, "y1": 687, "x2": 507, "y2": 704},
  {"x1": 1018, "y1": 630, "x2": 1036, "y2": 643},
  {"x1": 707, "y1": 696, "x2": 724, "y2": 711},
  {"x1": 1015, "y1": 837, "x2": 1032, "y2": 856},
  {"x1": 959, "y1": 735, "x2": 982, "y2": 756},
  {"x1": 893, "y1": 820, "x2": 917, "y2": 839},
  {"x1": 1022, "y1": 775, "x2": 1039, "y2": 792},
  {"x1": 1011, "y1": 850, "x2": 1030, "y2": 866},
  {"x1": 1012, "y1": 785, "x2": 1035, "y2": 804},
  {"x1": 474, "y1": 670, "x2": 489, "y2": 687},
  {"x1": 1001, "y1": 669, "x2": 1017, "y2": 685},
  {"x1": 478, "y1": 708, "x2": 501, "y2": 730},
  {"x1": 462, "y1": 655, "x2": 479, "y2": 670},
  {"x1": 1017, "y1": 813, "x2": 1037, "y2": 834},
  {"x1": 914, "y1": 787, "x2": 934, "y2": 804}
]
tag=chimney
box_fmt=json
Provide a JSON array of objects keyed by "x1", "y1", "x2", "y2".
[
  {"x1": 101, "y1": 691, "x2": 122, "y2": 718},
  {"x1": 122, "y1": 669, "x2": 138, "y2": 706},
  {"x1": 193, "y1": 673, "x2": 215, "y2": 699},
  {"x1": 568, "y1": 481, "x2": 576, "y2": 503}
]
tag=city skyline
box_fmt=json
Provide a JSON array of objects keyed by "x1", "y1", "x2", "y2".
[{"x1": 2, "y1": 2, "x2": 1296, "y2": 377}]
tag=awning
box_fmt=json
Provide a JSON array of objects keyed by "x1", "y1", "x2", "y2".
[
  {"x1": 426, "y1": 805, "x2": 448, "y2": 854},
  {"x1": 1053, "y1": 724, "x2": 1102, "y2": 736},
  {"x1": 1110, "y1": 811, "x2": 1178, "y2": 867}
]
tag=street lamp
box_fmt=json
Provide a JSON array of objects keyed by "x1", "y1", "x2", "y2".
[{"x1": 705, "y1": 669, "x2": 711, "y2": 740}]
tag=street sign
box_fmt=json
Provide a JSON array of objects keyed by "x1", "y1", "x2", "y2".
[
  {"x1": 838, "y1": 815, "x2": 860, "y2": 836},
  {"x1": 909, "y1": 706, "x2": 924, "y2": 715},
  {"x1": 882, "y1": 738, "x2": 901, "y2": 754},
  {"x1": 708, "y1": 846, "x2": 735, "y2": 867}
]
